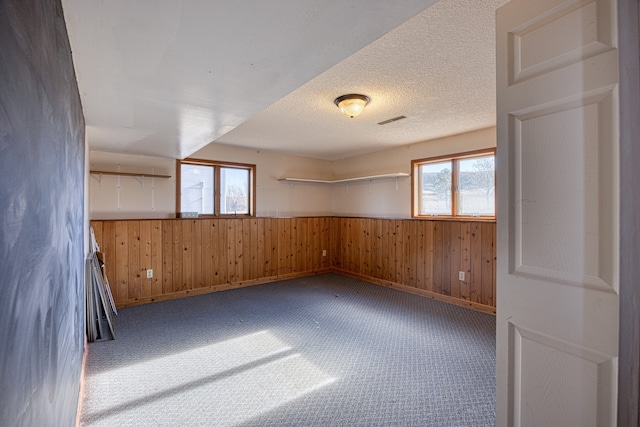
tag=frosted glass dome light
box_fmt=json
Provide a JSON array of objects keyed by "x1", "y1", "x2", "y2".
[{"x1": 334, "y1": 94, "x2": 370, "y2": 118}]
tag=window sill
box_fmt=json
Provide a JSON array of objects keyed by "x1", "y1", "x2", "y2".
[
  {"x1": 187, "y1": 214, "x2": 254, "y2": 219},
  {"x1": 412, "y1": 215, "x2": 496, "y2": 222}
]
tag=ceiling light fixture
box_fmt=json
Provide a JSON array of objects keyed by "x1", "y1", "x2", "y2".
[{"x1": 334, "y1": 94, "x2": 370, "y2": 118}]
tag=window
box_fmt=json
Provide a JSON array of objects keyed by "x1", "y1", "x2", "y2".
[
  {"x1": 412, "y1": 149, "x2": 495, "y2": 219},
  {"x1": 177, "y1": 159, "x2": 255, "y2": 216}
]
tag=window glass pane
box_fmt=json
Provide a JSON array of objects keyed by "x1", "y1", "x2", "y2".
[
  {"x1": 220, "y1": 167, "x2": 249, "y2": 214},
  {"x1": 180, "y1": 164, "x2": 214, "y2": 215},
  {"x1": 419, "y1": 161, "x2": 452, "y2": 215},
  {"x1": 458, "y1": 155, "x2": 495, "y2": 216}
]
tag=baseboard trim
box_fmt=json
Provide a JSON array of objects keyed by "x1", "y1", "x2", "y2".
[
  {"x1": 115, "y1": 269, "x2": 333, "y2": 308},
  {"x1": 113, "y1": 268, "x2": 495, "y2": 315},
  {"x1": 75, "y1": 338, "x2": 88, "y2": 427},
  {"x1": 331, "y1": 268, "x2": 496, "y2": 315}
]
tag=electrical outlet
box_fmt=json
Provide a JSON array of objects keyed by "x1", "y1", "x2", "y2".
[
  {"x1": 322, "y1": 250, "x2": 327, "y2": 257},
  {"x1": 146, "y1": 269, "x2": 153, "y2": 279},
  {"x1": 458, "y1": 271, "x2": 465, "y2": 281}
]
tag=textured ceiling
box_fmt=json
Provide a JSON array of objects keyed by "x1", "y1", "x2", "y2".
[
  {"x1": 219, "y1": 0, "x2": 508, "y2": 160},
  {"x1": 63, "y1": 0, "x2": 506, "y2": 161},
  {"x1": 62, "y1": 0, "x2": 437, "y2": 159}
]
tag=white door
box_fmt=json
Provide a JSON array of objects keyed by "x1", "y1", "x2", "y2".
[{"x1": 495, "y1": 0, "x2": 619, "y2": 426}]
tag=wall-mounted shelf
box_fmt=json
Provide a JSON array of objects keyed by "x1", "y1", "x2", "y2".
[
  {"x1": 90, "y1": 170, "x2": 171, "y2": 179},
  {"x1": 90, "y1": 169, "x2": 171, "y2": 209},
  {"x1": 278, "y1": 172, "x2": 409, "y2": 184}
]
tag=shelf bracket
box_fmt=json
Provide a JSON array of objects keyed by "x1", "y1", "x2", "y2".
[
  {"x1": 116, "y1": 164, "x2": 121, "y2": 211},
  {"x1": 151, "y1": 168, "x2": 155, "y2": 211},
  {"x1": 90, "y1": 173, "x2": 103, "y2": 187},
  {"x1": 134, "y1": 176, "x2": 144, "y2": 187}
]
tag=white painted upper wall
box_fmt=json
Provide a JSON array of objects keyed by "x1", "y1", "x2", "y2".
[
  {"x1": 192, "y1": 143, "x2": 334, "y2": 217},
  {"x1": 89, "y1": 151, "x2": 176, "y2": 219},
  {"x1": 332, "y1": 127, "x2": 497, "y2": 218},
  {"x1": 89, "y1": 144, "x2": 335, "y2": 219},
  {"x1": 89, "y1": 127, "x2": 496, "y2": 219}
]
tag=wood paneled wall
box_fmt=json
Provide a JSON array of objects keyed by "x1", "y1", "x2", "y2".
[
  {"x1": 90, "y1": 217, "x2": 496, "y2": 313},
  {"x1": 90, "y1": 217, "x2": 333, "y2": 307},
  {"x1": 332, "y1": 218, "x2": 496, "y2": 313}
]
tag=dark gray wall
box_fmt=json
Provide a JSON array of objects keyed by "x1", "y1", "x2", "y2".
[
  {"x1": 618, "y1": 0, "x2": 640, "y2": 425},
  {"x1": 0, "y1": 0, "x2": 86, "y2": 426}
]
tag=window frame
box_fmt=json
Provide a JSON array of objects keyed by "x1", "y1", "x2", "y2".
[
  {"x1": 176, "y1": 158, "x2": 256, "y2": 217},
  {"x1": 411, "y1": 148, "x2": 496, "y2": 220}
]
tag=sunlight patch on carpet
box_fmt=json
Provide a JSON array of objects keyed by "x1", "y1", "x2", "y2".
[{"x1": 81, "y1": 330, "x2": 335, "y2": 426}]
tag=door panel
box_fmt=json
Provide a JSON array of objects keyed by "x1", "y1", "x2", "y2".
[
  {"x1": 510, "y1": 323, "x2": 616, "y2": 427},
  {"x1": 496, "y1": 0, "x2": 619, "y2": 426},
  {"x1": 510, "y1": 0, "x2": 615, "y2": 84},
  {"x1": 513, "y1": 90, "x2": 617, "y2": 291}
]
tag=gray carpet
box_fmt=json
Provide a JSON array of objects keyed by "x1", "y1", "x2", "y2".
[{"x1": 80, "y1": 273, "x2": 496, "y2": 426}]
